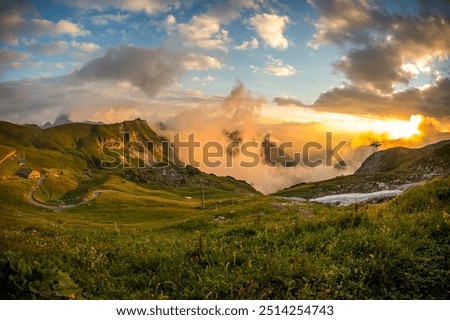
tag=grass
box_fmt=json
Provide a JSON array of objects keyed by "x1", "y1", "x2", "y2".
[{"x1": 1, "y1": 171, "x2": 449, "y2": 299}]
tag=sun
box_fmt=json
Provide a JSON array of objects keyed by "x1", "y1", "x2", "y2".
[{"x1": 374, "y1": 114, "x2": 423, "y2": 140}]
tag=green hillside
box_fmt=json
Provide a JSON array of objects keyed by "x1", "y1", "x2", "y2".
[
  {"x1": 274, "y1": 140, "x2": 450, "y2": 198},
  {"x1": 0, "y1": 121, "x2": 449, "y2": 299},
  {"x1": 0, "y1": 119, "x2": 258, "y2": 197},
  {"x1": 1, "y1": 174, "x2": 448, "y2": 299}
]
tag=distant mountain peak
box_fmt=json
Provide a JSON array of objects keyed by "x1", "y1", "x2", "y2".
[{"x1": 41, "y1": 114, "x2": 73, "y2": 129}]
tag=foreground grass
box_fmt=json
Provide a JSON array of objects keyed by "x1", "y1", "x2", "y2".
[{"x1": 0, "y1": 177, "x2": 449, "y2": 299}]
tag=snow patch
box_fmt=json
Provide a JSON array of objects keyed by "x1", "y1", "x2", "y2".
[{"x1": 310, "y1": 190, "x2": 402, "y2": 206}]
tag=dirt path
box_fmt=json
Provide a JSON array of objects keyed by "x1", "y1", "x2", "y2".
[
  {"x1": 27, "y1": 175, "x2": 107, "y2": 211},
  {"x1": 0, "y1": 150, "x2": 16, "y2": 165}
]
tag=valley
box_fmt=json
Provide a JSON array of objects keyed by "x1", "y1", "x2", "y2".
[{"x1": 0, "y1": 120, "x2": 449, "y2": 299}]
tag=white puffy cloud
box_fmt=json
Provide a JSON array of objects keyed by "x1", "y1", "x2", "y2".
[
  {"x1": 70, "y1": 41, "x2": 101, "y2": 53},
  {"x1": 252, "y1": 56, "x2": 297, "y2": 77},
  {"x1": 249, "y1": 13, "x2": 290, "y2": 50},
  {"x1": 165, "y1": 0, "x2": 258, "y2": 51},
  {"x1": 235, "y1": 38, "x2": 259, "y2": 50},
  {"x1": 166, "y1": 14, "x2": 231, "y2": 51},
  {"x1": 52, "y1": 20, "x2": 90, "y2": 37},
  {"x1": 183, "y1": 53, "x2": 222, "y2": 71}
]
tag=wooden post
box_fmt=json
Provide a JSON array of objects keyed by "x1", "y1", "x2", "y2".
[{"x1": 201, "y1": 180, "x2": 205, "y2": 209}]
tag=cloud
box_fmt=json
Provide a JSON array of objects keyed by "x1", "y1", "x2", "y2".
[
  {"x1": 207, "y1": 0, "x2": 259, "y2": 21},
  {"x1": 71, "y1": 0, "x2": 181, "y2": 15},
  {"x1": 191, "y1": 76, "x2": 216, "y2": 86},
  {"x1": 23, "y1": 40, "x2": 70, "y2": 56},
  {"x1": 21, "y1": 39, "x2": 100, "y2": 57},
  {"x1": 70, "y1": 41, "x2": 101, "y2": 53},
  {"x1": 252, "y1": 56, "x2": 297, "y2": 77},
  {"x1": 0, "y1": 48, "x2": 31, "y2": 65},
  {"x1": 273, "y1": 97, "x2": 305, "y2": 107},
  {"x1": 308, "y1": 0, "x2": 450, "y2": 93},
  {"x1": 72, "y1": 45, "x2": 190, "y2": 97},
  {"x1": 161, "y1": 81, "x2": 377, "y2": 194},
  {"x1": 0, "y1": 77, "x2": 153, "y2": 125},
  {"x1": 166, "y1": 14, "x2": 231, "y2": 51},
  {"x1": 91, "y1": 13, "x2": 130, "y2": 25},
  {"x1": 162, "y1": 81, "x2": 289, "y2": 193},
  {"x1": 0, "y1": 48, "x2": 31, "y2": 74},
  {"x1": 0, "y1": 45, "x2": 224, "y2": 124},
  {"x1": 183, "y1": 53, "x2": 222, "y2": 71},
  {"x1": 287, "y1": 77, "x2": 450, "y2": 119},
  {"x1": 51, "y1": 20, "x2": 90, "y2": 37},
  {"x1": 165, "y1": 0, "x2": 258, "y2": 51},
  {"x1": 249, "y1": 13, "x2": 290, "y2": 49},
  {"x1": 307, "y1": 0, "x2": 382, "y2": 48},
  {"x1": 333, "y1": 45, "x2": 409, "y2": 93},
  {"x1": 335, "y1": 18, "x2": 450, "y2": 92},
  {"x1": 168, "y1": 81, "x2": 265, "y2": 134},
  {"x1": 235, "y1": 37, "x2": 259, "y2": 50},
  {"x1": 0, "y1": 2, "x2": 89, "y2": 45}
]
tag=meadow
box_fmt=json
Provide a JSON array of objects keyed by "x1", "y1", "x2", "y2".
[{"x1": 1, "y1": 169, "x2": 449, "y2": 299}]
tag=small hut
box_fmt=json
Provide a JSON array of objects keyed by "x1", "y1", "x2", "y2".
[{"x1": 17, "y1": 169, "x2": 41, "y2": 179}]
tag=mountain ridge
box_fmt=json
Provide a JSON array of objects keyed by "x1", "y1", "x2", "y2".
[
  {"x1": 0, "y1": 119, "x2": 259, "y2": 197},
  {"x1": 274, "y1": 139, "x2": 450, "y2": 198}
]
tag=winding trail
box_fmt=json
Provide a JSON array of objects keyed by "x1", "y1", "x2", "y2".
[
  {"x1": 27, "y1": 175, "x2": 108, "y2": 211},
  {"x1": 0, "y1": 150, "x2": 16, "y2": 165}
]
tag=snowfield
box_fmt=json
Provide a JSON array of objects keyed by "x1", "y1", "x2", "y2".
[{"x1": 310, "y1": 190, "x2": 403, "y2": 206}]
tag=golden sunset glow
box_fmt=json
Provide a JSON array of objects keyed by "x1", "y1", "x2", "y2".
[{"x1": 372, "y1": 114, "x2": 423, "y2": 140}]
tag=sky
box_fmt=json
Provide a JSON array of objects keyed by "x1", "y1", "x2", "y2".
[{"x1": 1, "y1": 0, "x2": 449, "y2": 192}]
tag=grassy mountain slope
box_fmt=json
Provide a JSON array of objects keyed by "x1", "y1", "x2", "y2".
[
  {"x1": 0, "y1": 119, "x2": 165, "y2": 169},
  {"x1": 1, "y1": 175, "x2": 448, "y2": 299},
  {"x1": 356, "y1": 139, "x2": 450, "y2": 175},
  {"x1": 275, "y1": 140, "x2": 450, "y2": 198},
  {"x1": 0, "y1": 120, "x2": 258, "y2": 204}
]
